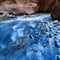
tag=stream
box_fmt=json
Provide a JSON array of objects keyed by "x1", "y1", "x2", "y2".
[{"x1": 0, "y1": 13, "x2": 60, "y2": 60}]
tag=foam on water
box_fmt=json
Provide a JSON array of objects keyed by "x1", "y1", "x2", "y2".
[{"x1": 0, "y1": 13, "x2": 60, "y2": 60}]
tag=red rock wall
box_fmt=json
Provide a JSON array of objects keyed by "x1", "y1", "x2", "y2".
[
  {"x1": 0, "y1": 0, "x2": 56, "y2": 15},
  {"x1": 51, "y1": 0, "x2": 60, "y2": 20},
  {"x1": 38, "y1": 0, "x2": 56, "y2": 12}
]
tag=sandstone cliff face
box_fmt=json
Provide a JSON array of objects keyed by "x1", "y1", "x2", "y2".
[
  {"x1": 51, "y1": 0, "x2": 60, "y2": 20},
  {"x1": 0, "y1": 0, "x2": 55, "y2": 15},
  {"x1": 0, "y1": 0, "x2": 38, "y2": 15},
  {"x1": 38, "y1": 0, "x2": 55, "y2": 12}
]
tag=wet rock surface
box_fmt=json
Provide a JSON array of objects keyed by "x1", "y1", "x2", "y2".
[
  {"x1": 51, "y1": 0, "x2": 60, "y2": 20},
  {"x1": 0, "y1": 14, "x2": 60, "y2": 60}
]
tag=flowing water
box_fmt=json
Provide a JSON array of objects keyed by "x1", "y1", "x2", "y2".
[{"x1": 0, "y1": 13, "x2": 60, "y2": 60}]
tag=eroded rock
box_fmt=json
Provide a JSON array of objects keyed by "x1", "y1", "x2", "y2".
[
  {"x1": 38, "y1": 0, "x2": 55, "y2": 12},
  {"x1": 0, "y1": 0, "x2": 38, "y2": 15},
  {"x1": 51, "y1": 0, "x2": 60, "y2": 20},
  {"x1": 0, "y1": 0, "x2": 55, "y2": 15}
]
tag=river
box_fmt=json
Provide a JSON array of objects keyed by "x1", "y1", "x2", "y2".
[{"x1": 0, "y1": 13, "x2": 60, "y2": 60}]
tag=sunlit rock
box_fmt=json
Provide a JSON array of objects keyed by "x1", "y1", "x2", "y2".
[{"x1": 0, "y1": 0, "x2": 55, "y2": 16}]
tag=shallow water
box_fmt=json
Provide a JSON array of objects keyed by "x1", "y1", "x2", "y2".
[{"x1": 0, "y1": 13, "x2": 60, "y2": 60}]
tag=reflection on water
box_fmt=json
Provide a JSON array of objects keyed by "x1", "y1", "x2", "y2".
[{"x1": 0, "y1": 13, "x2": 60, "y2": 60}]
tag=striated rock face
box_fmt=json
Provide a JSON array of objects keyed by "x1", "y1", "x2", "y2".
[
  {"x1": 0, "y1": 0, "x2": 38, "y2": 15},
  {"x1": 0, "y1": 0, "x2": 55, "y2": 15},
  {"x1": 38, "y1": 0, "x2": 55, "y2": 12},
  {"x1": 15, "y1": 0, "x2": 38, "y2": 14},
  {"x1": 51, "y1": 0, "x2": 60, "y2": 20}
]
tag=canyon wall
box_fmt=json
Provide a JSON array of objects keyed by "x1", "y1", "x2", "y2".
[
  {"x1": 0, "y1": 0, "x2": 55, "y2": 15},
  {"x1": 51, "y1": 0, "x2": 60, "y2": 20}
]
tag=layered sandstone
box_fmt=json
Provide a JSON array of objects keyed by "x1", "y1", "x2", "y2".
[
  {"x1": 38, "y1": 0, "x2": 55, "y2": 12},
  {"x1": 0, "y1": 0, "x2": 55, "y2": 15},
  {"x1": 51, "y1": 0, "x2": 60, "y2": 20}
]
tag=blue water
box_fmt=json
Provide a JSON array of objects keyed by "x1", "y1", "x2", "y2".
[{"x1": 0, "y1": 13, "x2": 60, "y2": 60}]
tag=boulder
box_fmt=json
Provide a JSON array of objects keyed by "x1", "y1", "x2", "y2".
[{"x1": 51, "y1": 0, "x2": 60, "y2": 20}]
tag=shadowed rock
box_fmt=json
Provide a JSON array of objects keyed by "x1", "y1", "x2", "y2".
[
  {"x1": 51, "y1": 0, "x2": 60, "y2": 20},
  {"x1": 38, "y1": 0, "x2": 55, "y2": 12}
]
